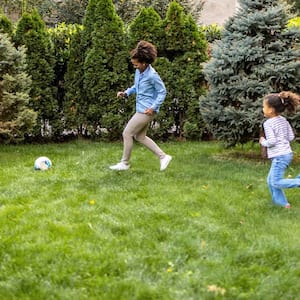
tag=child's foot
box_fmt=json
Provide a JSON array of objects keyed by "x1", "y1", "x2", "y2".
[{"x1": 285, "y1": 203, "x2": 291, "y2": 209}]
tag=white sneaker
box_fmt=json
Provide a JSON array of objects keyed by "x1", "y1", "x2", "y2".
[
  {"x1": 109, "y1": 162, "x2": 130, "y2": 171},
  {"x1": 160, "y1": 155, "x2": 172, "y2": 171}
]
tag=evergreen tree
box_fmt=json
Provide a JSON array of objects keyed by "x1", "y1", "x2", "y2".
[
  {"x1": 287, "y1": 0, "x2": 300, "y2": 13},
  {"x1": 154, "y1": 1, "x2": 207, "y2": 140},
  {"x1": 49, "y1": 23, "x2": 79, "y2": 139},
  {"x1": 64, "y1": 0, "x2": 99, "y2": 136},
  {"x1": 0, "y1": 11, "x2": 13, "y2": 36},
  {"x1": 14, "y1": 9, "x2": 59, "y2": 139},
  {"x1": 83, "y1": 0, "x2": 130, "y2": 139},
  {"x1": 0, "y1": 32, "x2": 36, "y2": 143},
  {"x1": 64, "y1": 24, "x2": 86, "y2": 135},
  {"x1": 55, "y1": 0, "x2": 89, "y2": 24},
  {"x1": 127, "y1": 6, "x2": 163, "y2": 51},
  {"x1": 201, "y1": 0, "x2": 300, "y2": 146},
  {"x1": 114, "y1": 0, "x2": 204, "y2": 24}
]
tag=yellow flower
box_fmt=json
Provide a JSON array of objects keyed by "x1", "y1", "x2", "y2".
[
  {"x1": 190, "y1": 212, "x2": 200, "y2": 217},
  {"x1": 89, "y1": 199, "x2": 95, "y2": 205},
  {"x1": 167, "y1": 262, "x2": 174, "y2": 272}
]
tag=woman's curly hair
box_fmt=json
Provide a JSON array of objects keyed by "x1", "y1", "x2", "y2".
[{"x1": 130, "y1": 40, "x2": 157, "y2": 64}]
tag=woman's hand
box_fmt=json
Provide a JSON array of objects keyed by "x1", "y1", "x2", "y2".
[
  {"x1": 144, "y1": 108, "x2": 154, "y2": 116},
  {"x1": 117, "y1": 91, "x2": 127, "y2": 98}
]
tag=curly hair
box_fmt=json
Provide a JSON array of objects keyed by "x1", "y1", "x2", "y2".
[
  {"x1": 264, "y1": 91, "x2": 300, "y2": 114},
  {"x1": 130, "y1": 40, "x2": 157, "y2": 64}
]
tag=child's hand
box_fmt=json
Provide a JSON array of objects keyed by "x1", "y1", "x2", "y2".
[{"x1": 259, "y1": 136, "x2": 265, "y2": 144}]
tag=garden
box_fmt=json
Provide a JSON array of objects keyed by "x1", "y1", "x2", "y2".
[
  {"x1": 0, "y1": 0, "x2": 300, "y2": 299},
  {"x1": 2, "y1": 141, "x2": 300, "y2": 299}
]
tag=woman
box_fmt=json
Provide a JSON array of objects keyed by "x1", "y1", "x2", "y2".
[{"x1": 110, "y1": 40, "x2": 172, "y2": 171}]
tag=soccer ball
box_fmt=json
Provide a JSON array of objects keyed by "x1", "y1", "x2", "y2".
[{"x1": 34, "y1": 156, "x2": 52, "y2": 170}]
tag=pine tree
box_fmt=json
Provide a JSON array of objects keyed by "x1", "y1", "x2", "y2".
[
  {"x1": 0, "y1": 32, "x2": 36, "y2": 143},
  {"x1": 14, "y1": 9, "x2": 59, "y2": 139},
  {"x1": 83, "y1": 0, "x2": 130, "y2": 139},
  {"x1": 201, "y1": 0, "x2": 300, "y2": 146}
]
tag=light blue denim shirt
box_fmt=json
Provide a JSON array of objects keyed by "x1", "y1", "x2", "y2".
[{"x1": 124, "y1": 65, "x2": 167, "y2": 113}]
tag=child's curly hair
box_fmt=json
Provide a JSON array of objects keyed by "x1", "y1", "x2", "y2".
[
  {"x1": 264, "y1": 91, "x2": 300, "y2": 114},
  {"x1": 130, "y1": 40, "x2": 157, "y2": 64}
]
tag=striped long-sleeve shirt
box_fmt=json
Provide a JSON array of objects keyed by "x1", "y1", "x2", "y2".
[{"x1": 261, "y1": 116, "x2": 294, "y2": 159}]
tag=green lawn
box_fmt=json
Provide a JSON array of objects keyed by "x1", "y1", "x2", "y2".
[{"x1": 1, "y1": 140, "x2": 300, "y2": 300}]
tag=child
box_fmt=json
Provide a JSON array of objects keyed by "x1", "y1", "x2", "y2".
[
  {"x1": 259, "y1": 91, "x2": 300, "y2": 208},
  {"x1": 109, "y1": 40, "x2": 172, "y2": 171}
]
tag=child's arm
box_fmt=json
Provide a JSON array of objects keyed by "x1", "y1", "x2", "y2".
[{"x1": 260, "y1": 123, "x2": 276, "y2": 148}]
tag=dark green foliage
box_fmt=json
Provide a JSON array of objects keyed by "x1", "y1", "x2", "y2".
[
  {"x1": 287, "y1": 0, "x2": 300, "y2": 13},
  {"x1": 154, "y1": 1, "x2": 208, "y2": 140},
  {"x1": 49, "y1": 24, "x2": 79, "y2": 138},
  {"x1": 63, "y1": 25, "x2": 87, "y2": 135},
  {"x1": 201, "y1": 0, "x2": 300, "y2": 146},
  {"x1": 83, "y1": 0, "x2": 130, "y2": 139},
  {"x1": 55, "y1": 0, "x2": 89, "y2": 24},
  {"x1": 127, "y1": 7, "x2": 163, "y2": 51},
  {"x1": 64, "y1": 0, "x2": 105, "y2": 137},
  {"x1": 202, "y1": 24, "x2": 223, "y2": 43},
  {"x1": 114, "y1": 0, "x2": 204, "y2": 24},
  {"x1": 14, "y1": 9, "x2": 60, "y2": 139},
  {"x1": 0, "y1": 32, "x2": 36, "y2": 143},
  {"x1": 0, "y1": 11, "x2": 13, "y2": 36}
]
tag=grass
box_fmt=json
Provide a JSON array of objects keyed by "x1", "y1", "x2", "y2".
[{"x1": 1, "y1": 140, "x2": 300, "y2": 299}]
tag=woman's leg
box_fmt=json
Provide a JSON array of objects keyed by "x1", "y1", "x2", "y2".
[
  {"x1": 134, "y1": 116, "x2": 165, "y2": 159},
  {"x1": 121, "y1": 113, "x2": 165, "y2": 164}
]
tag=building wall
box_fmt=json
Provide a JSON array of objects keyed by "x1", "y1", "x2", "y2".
[{"x1": 198, "y1": 0, "x2": 239, "y2": 25}]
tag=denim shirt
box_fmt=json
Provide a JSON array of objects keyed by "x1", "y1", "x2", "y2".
[{"x1": 125, "y1": 65, "x2": 167, "y2": 113}]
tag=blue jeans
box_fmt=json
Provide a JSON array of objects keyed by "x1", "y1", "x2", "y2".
[{"x1": 267, "y1": 153, "x2": 300, "y2": 206}]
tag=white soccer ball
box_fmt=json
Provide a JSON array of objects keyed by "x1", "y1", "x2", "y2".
[{"x1": 34, "y1": 156, "x2": 52, "y2": 170}]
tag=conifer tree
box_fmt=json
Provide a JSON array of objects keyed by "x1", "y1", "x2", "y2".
[
  {"x1": 0, "y1": 32, "x2": 36, "y2": 143},
  {"x1": 127, "y1": 6, "x2": 163, "y2": 51},
  {"x1": 155, "y1": 0, "x2": 208, "y2": 139},
  {"x1": 0, "y1": 11, "x2": 13, "y2": 36},
  {"x1": 14, "y1": 9, "x2": 59, "y2": 139},
  {"x1": 64, "y1": 25, "x2": 86, "y2": 135},
  {"x1": 64, "y1": 0, "x2": 102, "y2": 136},
  {"x1": 83, "y1": 0, "x2": 130, "y2": 139},
  {"x1": 201, "y1": 0, "x2": 300, "y2": 146}
]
